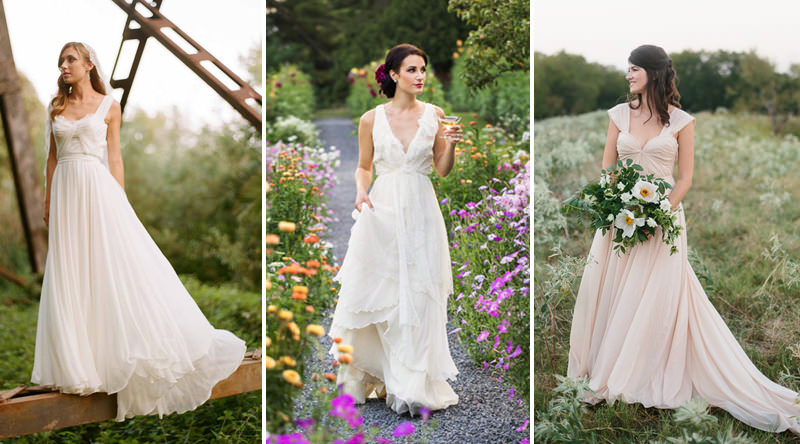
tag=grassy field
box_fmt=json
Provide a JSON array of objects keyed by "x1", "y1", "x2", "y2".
[{"x1": 534, "y1": 109, "x2": 800, "y2": 443}]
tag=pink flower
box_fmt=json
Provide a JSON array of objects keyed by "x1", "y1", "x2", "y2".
[
  {"x1": 392, "y1": 421, "x2": 415, "y2": 437},
  {"x1": 476, "y1": 330, "x2": 490, "y2": 342}
]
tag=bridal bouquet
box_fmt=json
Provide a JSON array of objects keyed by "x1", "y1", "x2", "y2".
[{"x1": 565, "y1": 159, "x2": 682, "y2": 255}]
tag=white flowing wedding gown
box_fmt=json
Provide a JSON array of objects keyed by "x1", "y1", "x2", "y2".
[
  {"x1": 329, "y1": 102, "x2": 459, "y2": 415},
  {"x1": 31, "y1": 94, "x2": 246, "y2": 421}
]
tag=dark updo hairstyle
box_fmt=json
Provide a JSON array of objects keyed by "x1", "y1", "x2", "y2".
[
  {"x1": 377, "y1": 43, "x2": 428, "y2": 98},
  {"x1": 628, "y1": 44, "x2": 681, "y2": 126}
]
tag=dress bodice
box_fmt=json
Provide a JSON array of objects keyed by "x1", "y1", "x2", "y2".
[
  {"x1": 52, "y1": 95, "x2": 114, "y2": 163},
  {"x1": 371, "y1": 103, "x2": 438, "y2": 177},
  {"x1": 609, "y1": 103, "x2": 695, "y2": 185}
]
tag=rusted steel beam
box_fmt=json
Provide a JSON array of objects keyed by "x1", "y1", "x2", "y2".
[
  {"x1": 109, "y1": 0, "x2": 262, "y2": 130},
  {"x1": 0, "y1": 355, "x2": 262, "y2": 438},
  {"x1": 110, "y1": 0, "x2": 163, "y2": 112},
  {"x1": 0, "y1": 1, "x2": 47, "y2": 274}
]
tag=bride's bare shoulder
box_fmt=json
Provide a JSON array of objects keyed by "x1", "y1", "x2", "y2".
[{"x1": 359, "y1": 108, "x2": 376, "y2": 127}]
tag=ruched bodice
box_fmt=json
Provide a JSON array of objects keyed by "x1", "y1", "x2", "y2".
[
  {"x1": 52, "y1": 95, "x2": 113, "y2": 163},
  {"x1": 372, "y1": 103, "x2": 437, "y2": 177},
  {"x1": 609, "y1": 103, "x2": 695, "y2": 186}
]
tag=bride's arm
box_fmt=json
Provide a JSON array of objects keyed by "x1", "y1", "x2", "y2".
[
  {"x1": 432, "y1": 105, "x2": 459, "y2": 177},
  {"x1": 601, "y1": 119, "x2": 620, "y2": 170},
  {"x1": 44, "y1": 131, "x2": 58, "y2": 227},
  {"x1": 105, "y1": 100, "x2": 125, "y2": 191},
  {"x1": 354, "y1": 109, "x2": 375, "y2": 212},
  {"x1": 669, "y1": 121, "x2": 696, "y2": 208}
]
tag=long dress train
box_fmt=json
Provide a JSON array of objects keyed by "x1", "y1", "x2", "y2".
[
  {"x1": 568, "y1": 102, "x2": 800, "y2": 434},
  {"x1": 329, "y1": 102, "x2": 459, "y2": 415},
  {"x1": 32, "y1": 95, "x2": 246, "y2": 421}
]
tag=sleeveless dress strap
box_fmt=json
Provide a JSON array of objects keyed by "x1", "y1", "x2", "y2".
[
  {"x1": 96, "y1": 95, "x2": 114, "y2": 121},
  {"x1": 667, "y1": 108, "x2": 695, "y2": 135},
  {"x1": 608, "y1": 103, "x2": 629, "y2": 132}
]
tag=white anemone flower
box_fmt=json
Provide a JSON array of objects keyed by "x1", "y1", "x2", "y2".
[
  {"x1": 660, "y1": 199, "x2": 672, "y2": 212},
  {"x1": 606, "y1": 214, "x2": 614, "y2": 222},
  {"x1": 620, "y1": 192, "x2": 632, "y2": 203},
  {"x1": 646, "y1": 217, "x2": 657, "y2": 228},
  {"x1": 614, "y1": 209, "x2": 645, "y2": 238},
  {"x1": 599, "y1": 174, "x2": 610, "y2": 186},
  {"x1": 617, "y1": 183, "x2": 625, "y2": 191},
  {"x1": 632, "y1": 180, "x2": 659, "y2": 203}
]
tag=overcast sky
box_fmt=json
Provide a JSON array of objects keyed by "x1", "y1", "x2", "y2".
[
  {"x1": 534, "y1": 0, "x2": 800, "y2": 73},
  {"x1": 4, "y1": 0, "x2": 262, "y2": 129}
]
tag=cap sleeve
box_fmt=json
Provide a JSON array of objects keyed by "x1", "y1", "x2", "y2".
[
  {"x1": 667, "y1": 108, "x2": 695, "y2": 135},
  {"x1": 607, "y1": 103, "x2": 628, "y2": 132}
]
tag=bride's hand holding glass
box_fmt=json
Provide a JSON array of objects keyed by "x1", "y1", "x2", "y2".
[{"x1": 439, "y1": 115, "x2": 463, "y2": 142}]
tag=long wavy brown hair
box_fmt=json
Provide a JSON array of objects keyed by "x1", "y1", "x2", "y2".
[
  {"x1": 627, "y1": 44, "x2": 681, "y2": 126},
  {"x1": 49, "y1": 42, "x2": 106, "y2": 120}
]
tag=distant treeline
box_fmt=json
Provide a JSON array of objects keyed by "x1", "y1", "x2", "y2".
[{"x1": 535, "y1": 49, "x2": 800, "y2": 134}]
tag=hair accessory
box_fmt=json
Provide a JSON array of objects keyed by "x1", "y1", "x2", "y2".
[{"x1": 375, "y1": 64, "x2": 387, "y2": 85}]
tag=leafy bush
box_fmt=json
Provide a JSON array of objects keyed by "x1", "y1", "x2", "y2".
[{"x1": 266, "y1": 64, "x2": 314, "y2": 123}]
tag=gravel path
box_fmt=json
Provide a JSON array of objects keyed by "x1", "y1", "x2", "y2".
[{"x1": 292, "y1": 118, "x2": 529, "y2": 444}]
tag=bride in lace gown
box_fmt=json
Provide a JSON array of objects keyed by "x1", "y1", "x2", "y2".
[
  {"x1": 568, "y1": 44, "x2": 800, "y2": 435},
  {"x1": 31, "y1": 42, "x2": 246, "y2": 421},
  {"x1": 328, "y1": 43, "x2": 460, "y2": 415}
]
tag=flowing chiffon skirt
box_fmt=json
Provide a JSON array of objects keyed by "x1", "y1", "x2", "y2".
[
  {"x1": 32, "y1": 156, "x2": 246, "y2": 421},
  {"x1": 568, "y1": 208, "x2": 800, "y2": 434}
]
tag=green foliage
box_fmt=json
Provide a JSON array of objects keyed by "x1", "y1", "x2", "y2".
[
  {"x1": 266, "y1": 64, "x2": 315, "y2": 123},
  {"x1": 124, "y1": 117, "x2": 261, "y2": 291},
  {"x1": 534, "y1": 51, "x2": 627, "y2": 120},
  {"x1": 449, "y1": 42, "x2": 530, "y2": 134},
  {"x1": 448, "y1": 0, "x2": 529, "y2": 89},
  {"x1": 345, "y1": 58, "x2": 450, "y2": 119},
  {"x1": 267, "y1": 0, "x2": 471, "y2": 106},
  {"x1": 266, "y1": 115, "x2": 322, "y2": 147}
]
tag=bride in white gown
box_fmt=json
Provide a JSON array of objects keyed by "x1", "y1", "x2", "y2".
[
  {"x1": 31, "y1": 42, "x2": 246, "y2": 421},
  {"x1": 329, "y1": 43, "x2": 461, "y2": 415}
]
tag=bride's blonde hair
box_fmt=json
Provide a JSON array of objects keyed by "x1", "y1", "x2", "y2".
[{"x1": 49, "y1": 42, "x2": 107, "y2": 120}]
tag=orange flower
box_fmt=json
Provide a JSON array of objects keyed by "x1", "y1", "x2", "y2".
[
  {"x1": 321, "y1": 387, "x2": 329, "y2": 393},
  {"x1": 291, "y1": 291, "x2": 307, "y2": 301},
  {"x1": 282, "y1": 369, "x2": 301, "y2": 384},
  {"x1": 281, "y1": 356, "x2": 297, "y2": 367},
  {"x1": 469, "y1": 120, "x2": 477, "y2": 126},
  {"x1": 304, "y1": 234, "x2": 320, "y2": 244},
  {"x1": 287, "y1": 322, "x2": 300, "y2": 336},
  {"x1": 485, "y1": 123, "x2": 493, "y2": 128},
  {"x1": 305, "y1": 305, "x2": 315, "y2": 313},
  {"x1": 333, "y1": 337, "x2": 343, "y2": 344},
  {"x1": 278, "y1": 309, "x2": 293, "y2": 321},
  {"x1": 302, "y1": 268, "x2": 318, "y2": 277},
  {"x1": 324, "y1": 373, "x2": 337, "y2": 382},
  {"x1": 278, "y1": 262, "x2": 307, "y2": 275},
  {"x1": 322, "y1": 264, "x2": 335, "y2": 272},
  {"x1": 306, "y1": 260, "x2": 321, "y2": 268},
  {"x1": 278, "y1": 221, "x2": 297, "y2": 232},
  {"x1": 306, "y1": 324, "x2": 325, "y2": 336},
  {"x1": 292, "y1": 285, "x2": 309, "y2": 294},
  {"x1": 337, "y1": 344, "x2": 354, "y2": 354},
  {"x1": 267, "y1": 305, "x2": 278, "y2": 314},
  {"x1": 452, "y1": 52, "x2": 460, "y2": 59},
  {"x1": 266, "y1": 280, "x2": 273, "y2": 291},
  {"x1": 265, "y1": 356, "x2": 276, "y2": 369},
  {"x1": 338, "y1": 354, "x2": 353, "y2": 364}
]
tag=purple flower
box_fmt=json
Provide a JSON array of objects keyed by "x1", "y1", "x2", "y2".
[
  {"x1": 369, "y1": 89, "x2": 377, "y2": 98},
  {"x1": 516, "y1": 420, "x2": 530, "y2": 432},
  {"x1": 295, "y1": 417, "x2": 315, "y2": 430},
  {"x1": 375, "y1": 63, "x2": 387, "y2": 84},
  {"x1": 508, "y1": 388, "x2": 515, "y2": 401},
  {"x1": 374, "y1": 438, "x2": 392, "y2": 444},
  {"x1": 476, "y1": 330, "x2": 490, "y2": 342},
  {"x1": 508, "y1": 345, "x2": 522, "y2": 359},
  {"x1": 420, "y1": 407, "x2": 432, "y2": 421},
  {"x1": 275, "y1": 81, "x2": 283, "y2": 88},
  {"x1": 392, "y1": 422, "x2": 415, "y2": 437},
  {"x1": 346, "y1": 433, "x2": 365, "y2": 444},
  {"x1": 440, "y1": 197, "x2": 449, "y2": 205}
]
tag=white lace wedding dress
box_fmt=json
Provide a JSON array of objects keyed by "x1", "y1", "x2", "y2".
[
  {"x1": 31, "y1": 94, "x2": 246, "y2": 421},
  {"x1": 329, "y1": 102, "x2": 459, "y2": 415}
]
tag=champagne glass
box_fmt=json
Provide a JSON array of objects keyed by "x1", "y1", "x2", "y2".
[{"x1": 439, "y1": 115, "x2": 462, "y2": 140}]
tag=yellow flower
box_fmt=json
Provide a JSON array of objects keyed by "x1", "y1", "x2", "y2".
[
  {"x1": 456, "y1": 39, "x2": 463, "y2": 46},
  {"x1": 282, "y1": 369, "x2": 301, "y2": 384},
  {"x1": 265, "y1": 356, "x2": 276, "y2": 369},
  {"x1": 453, "y1": 52, "x2": 460, "y2": 59},
  {"x1": 267, "y1": 305, "x2": 278, "y2": 314},
  {"x1": 266, "y1": 234, "x2": 280, "y2": 245},
  {"x1": 337, "y1": 344, "x2": 354, "y2": 354},
  {"x1": 306, "y1": 324, "x2": 325, "y2": 337},
  {"x1": 287, "y1": 322, "x2": 301, "y2": 336},
  {"x1": 265, "y1": 280, "x2": 273, "y2": 291},
  {"x1": 281, "y1": 356, "x2": 297, "y2": 367},
  {"x1": 265, "y1": 336, "x2": 272, "y2": 347},
  {"x1": 278, "y1": 221, "x2": 297, "y2": 232},
  {"x1": 278, "y1": 309, "x2": 293, "y2": 321}
]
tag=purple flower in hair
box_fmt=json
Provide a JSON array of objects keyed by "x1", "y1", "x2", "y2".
[{"x1": 375, "y1": 63, "x2": 387, "y2": 84}]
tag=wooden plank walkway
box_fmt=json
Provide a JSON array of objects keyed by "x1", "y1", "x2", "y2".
[{"x1": 0, "y1": 350, "x2": 261, "y2": 438}]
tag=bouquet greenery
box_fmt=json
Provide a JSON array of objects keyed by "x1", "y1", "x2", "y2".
[{"x1": 565, "y1": 159, "x2": 682, "y2": 255}]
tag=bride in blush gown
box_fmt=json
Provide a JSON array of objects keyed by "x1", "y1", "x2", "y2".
[
  {"x1": 328, "y1": 43, "x2": 461, "y2": 415},
  {"x1": 568, "y1": 44, "x2": 800, "y2": 435},
  {"x1": 31, "y1": 42, "x2": 246, "y2": 421}
]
